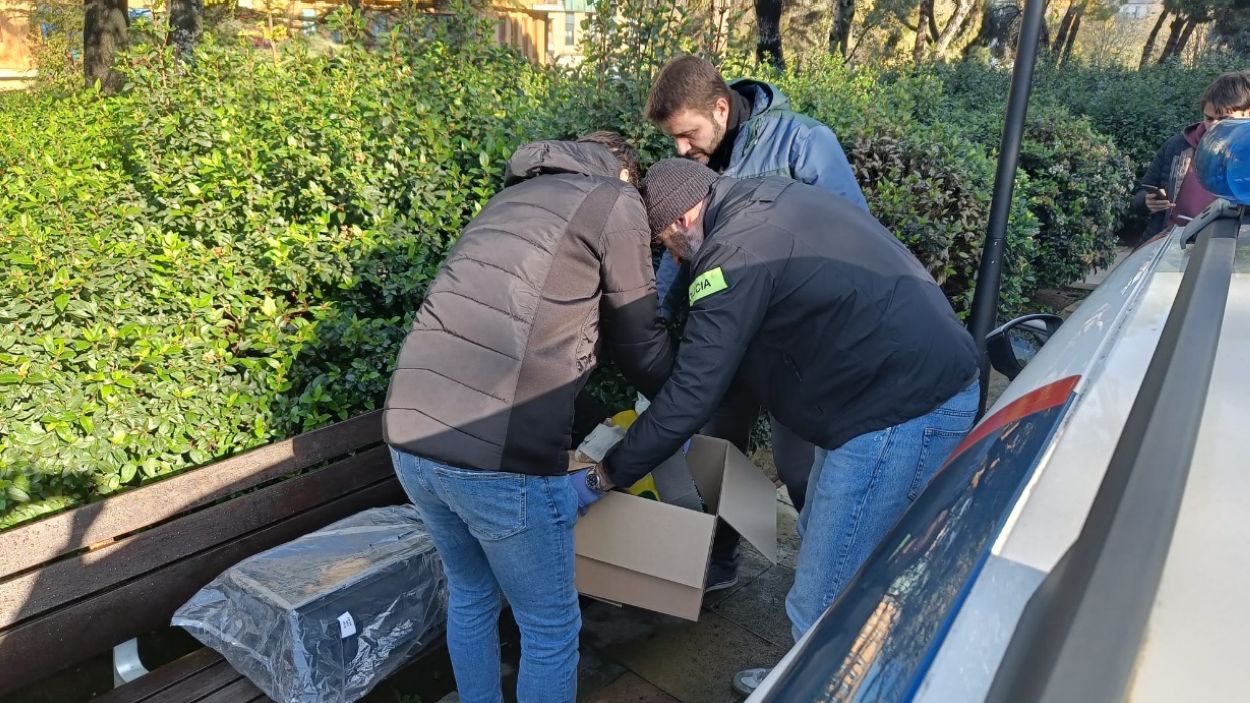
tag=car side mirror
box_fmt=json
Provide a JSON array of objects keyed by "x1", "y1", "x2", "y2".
[{"x1": 986, "y1": 314, "x2": 1063, "y2": 381}]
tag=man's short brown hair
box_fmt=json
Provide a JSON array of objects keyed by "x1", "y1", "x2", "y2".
[
  {"x1": 1201, "y1": 71, "x2": 1250, "y2": 114},
  {"x1": 644, "y1": 55, "x2": 732, "y2": 123},
  {"x1": 577, "y1": 130, "x2": 641, "y2": 187}
]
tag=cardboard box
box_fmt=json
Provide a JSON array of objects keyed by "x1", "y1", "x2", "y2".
[{"x1": 570, "y1": 435, "x2": 778, "y2": 621}]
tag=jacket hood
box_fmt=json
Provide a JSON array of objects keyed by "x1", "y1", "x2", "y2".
[
  {"x1": 504, "y1": 140, "x2": 622, "y2": 186},
  {"x1": 1183, "y1": 121, "x2": 1207, "y2": 147},
  {"x1": 729, "y1": 79, "x2": 789, "y2": 118}
]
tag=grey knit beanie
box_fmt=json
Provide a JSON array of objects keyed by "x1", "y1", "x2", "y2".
[{"x1": 642, "y1": 158, "x2": 720, "y2": 237}]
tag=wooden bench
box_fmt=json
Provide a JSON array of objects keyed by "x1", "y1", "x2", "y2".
[{"x1": 0, "y1": 411, "x2": 411, "y2": 702}]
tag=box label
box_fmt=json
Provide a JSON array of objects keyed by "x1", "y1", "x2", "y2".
[{"x1": 337, "y1": 611, "x2": 357, "y2": 639}]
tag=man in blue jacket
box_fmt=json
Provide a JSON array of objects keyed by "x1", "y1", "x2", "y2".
[
  {"x1": 645, "y1": 55, "x2": 866, "y2": 206},
  {"x1": 644, "y1": 55, "x2": 869, "y2": 591}
]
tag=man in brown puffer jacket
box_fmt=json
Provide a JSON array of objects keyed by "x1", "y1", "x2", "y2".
[{"x1": 382, "y1": 132, "x2": 673, "y2": 703}]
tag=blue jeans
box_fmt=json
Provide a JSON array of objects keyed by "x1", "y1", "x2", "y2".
[
  {"x1": 390, "y1": 449, "x2": 580, "y2": 703},
  {"x1": 655, "y1": 252, "x2": 686, "y2": 320},
  {"x1": 785, "y1": 381, "x2": 979, "y2": 642}
]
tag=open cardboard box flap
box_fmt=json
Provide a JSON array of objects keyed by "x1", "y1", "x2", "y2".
[
  {"x1": 686, "y1": 435, "x2": 779, "y2": 564},
  {"x1": 573, "y1": 490, "x2": 716, "y2": 588},
  {"x1": 568, "y1": 434, "x2": 777, "y2": 621}
]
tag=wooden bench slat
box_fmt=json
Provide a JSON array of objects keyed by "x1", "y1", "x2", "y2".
[
  {"x1": 0, "y1": 446, "x2": 393, "y2": 630},
  {"x1": 188, "y1": 677, "x2": 267, "y2": 703},
  {"x1": 0, "y1": 478, "x2": 405, "y2": 697},
  {"x1": 139, "y1": 659, "x2": 243, "y2": 703},
  {"x1": 92, "y1": 650, "x2": 227, "y2": 703},
  {"x1": 0, "y1": 411, "x2": 383, "y2": 579}
]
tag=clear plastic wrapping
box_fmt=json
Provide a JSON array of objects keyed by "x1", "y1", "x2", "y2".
[{"x1": 172, "y1": 505, "x2": 448, "y2": 703}]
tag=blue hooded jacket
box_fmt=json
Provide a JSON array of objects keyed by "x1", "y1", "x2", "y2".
[
  {"x1": 656, "y1": 80, "x2": 868, "y2": 316},
  {"x1": 720, "y1": 80, "x2": 867, "y2": 208}
]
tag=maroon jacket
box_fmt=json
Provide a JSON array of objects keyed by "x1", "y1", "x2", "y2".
[{"x1": 1168, "y1": 122, "x2": 1217, "y2": 228}]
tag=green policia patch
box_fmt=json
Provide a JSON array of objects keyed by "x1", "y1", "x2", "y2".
[{"x1": 689, "y1": 267, "x2": 728, "y2": 304}]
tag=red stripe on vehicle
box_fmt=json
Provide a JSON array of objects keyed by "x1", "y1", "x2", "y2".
[{"x1": 945, "y1": 375, "x2": 1081, "y2": 464}]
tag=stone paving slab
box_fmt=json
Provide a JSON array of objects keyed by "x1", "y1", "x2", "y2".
[
  {"x1": 774, "y1": 487, "x2": 801, "y2": 570},
  {"x1": 594, "y1": 609, "x2": 787, "y2": 703},
  {"x1": 577, "y1": 645, "x2": 631, "y2": 700},
  {"x1": 581, "y1": 673, "x2": 681, "y2": 702},
  {"x1": 709, "y1": 564, "x2": 796, "y2": 649}
]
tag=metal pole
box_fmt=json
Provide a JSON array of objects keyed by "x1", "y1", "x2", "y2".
[{"x1": 968, "y1": 0, "x2": 1049, "y2": 417}]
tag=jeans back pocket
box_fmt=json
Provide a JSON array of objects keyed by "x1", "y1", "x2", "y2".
[
  {"x1": 434, "y1": 466, "x2": 528, "y2": 541},
  {"x1": 909, "y1": 427, "x2": 969, "y2": 501}
]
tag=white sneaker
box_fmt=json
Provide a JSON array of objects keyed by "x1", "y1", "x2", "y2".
[{"x1": 731, "y1": 667, "x2": 771, "y2": 697}]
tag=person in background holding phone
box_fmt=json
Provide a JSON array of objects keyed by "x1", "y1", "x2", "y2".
[
  {"x1": 1141, "y1": 184, "x2": 1172, "y2": 215},
  {"x1": 1134, "y1": 71, "x2": 1250, "y2": 243}
]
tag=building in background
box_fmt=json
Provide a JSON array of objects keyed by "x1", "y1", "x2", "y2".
[
  {"x1": 0, "y1": 0, "x2": 593, "y2": 89},
  {"x1": 1119, "y1": 0, "x2": 1159, "y2": 20},
  {"x1": 547, "y1": 0, "x2": 591, "y2": 65},
  {"x1": 0, "y1": 0, "x2": 36, "y2": 88}
]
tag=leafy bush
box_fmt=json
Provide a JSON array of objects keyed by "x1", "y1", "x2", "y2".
[
  {"x1": 775, "y1": 58, "x2": 1038, "y2": 313},
  {"x1": 0, "y1": 20, "x2": 548, "y2": 526},
  {"x1": 932, "y1": 59, "x2": 1195, "y2": 168},
  {"x1": 923, "y1": 61, "x2": 1134, "y2": 286},
  {"x1": 846, "y1": 124, "x2": 1038, "y2": 313},
  {"x1": 1031, "y1": 58, "x2": 1242, "y2": 169},
  {"x1": 1028, "y1": 57, "x2": 1244, "y2": 243},
  {"x1": 4, "y1": 1, "x2": 1150, "y2": 527},
  {"x1": 939, "y1": 98, "x2": 1132, "y2": 289},
  {"x1": 1008, "y1": 106, "x2": 1131, "y2": 288}
]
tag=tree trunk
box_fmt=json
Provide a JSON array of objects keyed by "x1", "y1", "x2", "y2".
[
  {"x1": 934, "y1": 0, "x2": 976, "y2": 57},
  {"x1": 1060, "y1": 8, "x2": 1082, "y2": 62},
  {"x1": 915, "y1": 0, "x2": 935, "y2": 61},
  {"x1": 84, "y1": 0, "x2": 128, "y2": 94},
  {"x1": 1140, "y1": 8, "x2": 1169, "y2": 68},
  {"x1": 953, "y1": 0, "x2": 984, "y2": 48},
  {"x1": 928, "y1": 4, "x2": 941, "y2": 41},
  {"x1": 168, "y1": 0, "x2": 203, "y2": 59},
  {"x1": 1052, "y1": 0, "x2": 1080, "y2": 59},
  {"x1": 1173, "y1": 16, "x2": 1201, "y2": 59},
  {"x1": 754, "y1": 0, "x2": 785, "y2": 69},
  {"x1": 1157, "y1": 13, "x2": 1187, "y2": 62},
  {"x1": 828, "y1": 0, "x2": 855, "y2": 55}
]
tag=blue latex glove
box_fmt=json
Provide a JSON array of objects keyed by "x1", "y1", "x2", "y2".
[{"x1": 569, "y1": 469, "x2": 604, "y2": 515}]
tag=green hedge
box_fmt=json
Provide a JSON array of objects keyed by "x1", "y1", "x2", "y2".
[
  {"x1": 774, "y1": 58, "x2": 1038, "y2": 313},
  {"x1": 931, "y1": 58, "x2": 1248, "y2": 243},
  {"x1": 926, "y1": 94, "x2": 1132, "y2": 290},
  {"x1": 0, "y1": 8, "x2": 1150, "y2": 526},
  {"x1": 0, "y1": 27, "x2": 548, "y2": 526}
]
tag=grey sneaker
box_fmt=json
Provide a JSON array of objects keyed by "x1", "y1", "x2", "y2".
[
  {"x1": 704, "y1": 558, "x2": 739, "y2": 592},
  {"x1": 732, "y1": 667, "x2": 772, "y2": 697}
]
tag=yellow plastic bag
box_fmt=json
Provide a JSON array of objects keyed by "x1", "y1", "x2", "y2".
[
  {"x1": 610, "y1": 409, "x2": 638, "y2": 429},
  {"x1": 604, "y1": 410, "x2": 660, "y2": 500}
]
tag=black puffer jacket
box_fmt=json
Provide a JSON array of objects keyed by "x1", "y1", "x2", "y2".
[{"x1": 383, "y1": 141, "x2": 674, "y2": 475}]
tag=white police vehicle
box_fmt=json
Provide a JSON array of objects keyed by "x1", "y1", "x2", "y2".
[{"x1": 746, "y1": 105, "x2": 1250, "y2": 703}]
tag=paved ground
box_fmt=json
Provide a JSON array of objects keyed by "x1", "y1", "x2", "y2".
[
  {"x1": 575, "y1": 488, "x2": 801, "y2": 703},
  {"x1": 436, "y1": 367, "x2": 1021, "y2": 703},
  {"x1": 436, "y1": 486, "x2": 801, "y2": 703}
]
